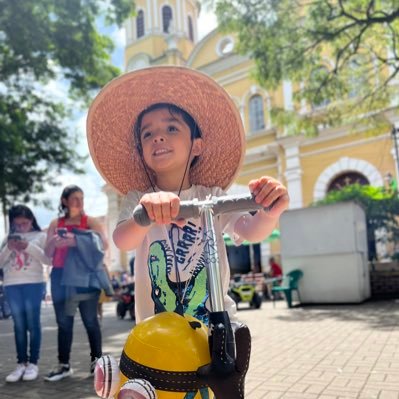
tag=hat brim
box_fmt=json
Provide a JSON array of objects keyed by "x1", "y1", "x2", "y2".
[{"x1": 87, "y1": 66, "x2": 245, "y2": 195}]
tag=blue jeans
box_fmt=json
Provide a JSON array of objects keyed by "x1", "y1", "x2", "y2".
[
  {"x1": 5, "y1": 282, "x2": 45, "y2": 364},
  {"x1": 51, "y1": 268, "x2": 102, "y2": 364}
]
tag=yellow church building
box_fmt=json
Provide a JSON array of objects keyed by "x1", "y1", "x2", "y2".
[{"x1": 103, "y1": 0, "x2": 399, "y2": 273}]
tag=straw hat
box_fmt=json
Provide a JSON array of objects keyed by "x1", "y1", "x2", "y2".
[{"x1": 87, "y1": 66, "x2": 245, "y2": 195}]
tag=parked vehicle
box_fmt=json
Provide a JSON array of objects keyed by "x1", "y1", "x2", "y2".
[
  {"x1": 116, "y1": 283, "x2": 135, "y2": 320},
  {"x1": 228, "y1": 276, "x2": 262, "y2": 309}
]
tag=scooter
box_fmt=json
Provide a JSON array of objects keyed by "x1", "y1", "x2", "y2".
[{"x1": 94, "y1": 193, "x2": 270, "y2": 399}]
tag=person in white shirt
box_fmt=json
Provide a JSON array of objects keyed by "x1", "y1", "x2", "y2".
[{"x1": 0, "y1": 205, "x2": 50, "y2": 382}]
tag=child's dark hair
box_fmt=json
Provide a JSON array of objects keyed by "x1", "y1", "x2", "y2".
[
  {"x1": 59, "y1": 185, "x2": 83, "y2": 216},
  {"x1": 8, "y1": 205, "x2": 41, "y2": 232},
  {"x1": 134, "y1": 103, "x2": 202, "y2": 165}
]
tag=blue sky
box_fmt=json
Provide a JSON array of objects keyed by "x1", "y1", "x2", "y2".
[{"x1": 0, "y1": 8, "x2": 218, "y2": 236}]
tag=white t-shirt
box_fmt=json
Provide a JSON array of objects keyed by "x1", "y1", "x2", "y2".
[
  {"x1": 0, "y1": 231, "x2": 50, "y2": 286},
  {"x1": 118, "y1": 185, "x2": 243, "y2": 325}
]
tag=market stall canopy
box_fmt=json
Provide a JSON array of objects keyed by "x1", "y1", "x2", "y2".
[{"x1": 223, "y1": 229, "x2": 280, "y2": 246}]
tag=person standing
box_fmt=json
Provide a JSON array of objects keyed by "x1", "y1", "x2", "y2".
[
  {"x1": 268, "y1": 257, "x2": 283, "y2": 278},
  {"x1": 44, "y1": 185, "x2": 108, "y2": 381},
  {"x1": 0, "y1": 205, "x2": 49, "y2": 382}
]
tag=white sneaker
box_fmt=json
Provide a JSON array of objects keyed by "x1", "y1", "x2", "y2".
[
  {"x1": 22, "y1": 363, "x2": 39, "y2": 381},
  {"x1": 5, "y1": 364, "x2": 26, "y2": 382},
  {"x1": 44, "y1": 363, "x2": 73, "y2": 382}
]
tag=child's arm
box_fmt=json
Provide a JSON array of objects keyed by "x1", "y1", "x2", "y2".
[
  {"x1": 234, "y1": 176, "x2": 289, "y2": 243},
  {"x1": 113, "y1": 191, "x2": 182, "y2": 251},
  {"x1": 113, "y1": 219, "x2": 151, "y2": 251}
]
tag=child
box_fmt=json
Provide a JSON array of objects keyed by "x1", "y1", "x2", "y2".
[
  {"x1": 87, "y1": 66, "x2": 289, "y2": 326},
  {"x1": 0, "y1": 205, "x2": 49, "y2": 382}
]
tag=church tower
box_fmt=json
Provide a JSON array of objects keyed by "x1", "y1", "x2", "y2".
[
  {"x1": 124, "y1": 0, "x2": 200, "y2": 71},
  {"x1": 105, "y1": 1, "x2": 201, "y2": 272}
]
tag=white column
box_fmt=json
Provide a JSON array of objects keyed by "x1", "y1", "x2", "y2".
[
  {"x1": 283, "y1": 142, "x2": 303, "y2": 209},
  {"x1": 260, "y1": 242, "x2": 271, "y2": 273},
  {"x1": 193, "y1": 4, "x2": 198, "y2": 42},
  {"x1": 183, "y1": 0, "x2": 187, "y2": 36},
  {"x1": 177, "y1": 0, "x2": 182, "y2": 33},
  {"x1": 125, "y1": 18, "x2": 133, "y2": 44},
  {"x1": 104, "y1": 186, "x2": 123, "y2": 272},
  {"x1": 283, "y1": 80, "x2": 293, "y2": 111},
  {"x1": 153, "y1": 0, "x2": 159, "y2": 32},
  {"x1": 147, "y1": 0, "x2": 153, "y2": 32}
]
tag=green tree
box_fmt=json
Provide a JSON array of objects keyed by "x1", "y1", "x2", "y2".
[
  {"x1": 209, "y1": 0, "x2": 399, "y2": 135},
  {"x1": 314, "y1": 184, "x2": 399, "y2": 261},
  {"x1": 0, "y1": 0, "x2": 135, "y2": 223}
]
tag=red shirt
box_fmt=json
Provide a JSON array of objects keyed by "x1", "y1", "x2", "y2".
[
  {"x1": 270, "y1": 261, "x2": 283, "y2": 278},
  {"x1": 52, "y1": 214, "x2": 88, "y2": 268}
]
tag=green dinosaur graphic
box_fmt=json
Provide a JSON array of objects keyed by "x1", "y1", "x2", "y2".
[
  {"x1": 148, "y1": 227, "x2": 209, "y2": 325},
  {"x1": 148, "y1": 240, "x2": 177, "y2": 312}
]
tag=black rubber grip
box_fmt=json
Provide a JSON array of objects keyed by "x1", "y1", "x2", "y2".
[{"x1": 132, "y1": 194, "x2": 268, "y2": 226}]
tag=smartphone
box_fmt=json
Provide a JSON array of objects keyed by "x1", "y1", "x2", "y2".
[
  {"x1": 57, "y1": 228, "x2": 68, "y2": 238},
  {"x1": 8, "y1": 234, "x2": 22, "y2": 241}
]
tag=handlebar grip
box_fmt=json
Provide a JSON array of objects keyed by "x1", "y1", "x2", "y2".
[
  {"x1": 132, "y1": 194, "x2": 271, "y2": 226},
  {"x1": 132, "y1": 205, "x2": 152, "y2": 226},
  {"x1": 212, "y1": 194, "x2": 265, "y2": 215},
  {"x1": 132, "y1": 203, "x2": 202, "y2": 226}
]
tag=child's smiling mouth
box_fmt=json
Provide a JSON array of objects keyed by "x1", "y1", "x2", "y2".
[{"x1": 153, "y1": 148, "x2": 172, "y2": 156}]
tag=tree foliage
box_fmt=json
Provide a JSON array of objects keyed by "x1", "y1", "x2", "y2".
[
  {"x1": 209, "y1": 0, "x2": 399, "y2": 134},
  {"x1": 314, "y1": 184, "x2": 399, "y2": 260},
  {"x1": 0, "y1": 0, "x2": 135, "y2": 217}
]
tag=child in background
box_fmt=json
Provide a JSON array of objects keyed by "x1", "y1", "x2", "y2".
[{"x1": 0, "y1": 205, "x2": 50, "y2": 382}]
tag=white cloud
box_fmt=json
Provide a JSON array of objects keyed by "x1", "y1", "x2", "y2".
[{"x1": 110, "y1": 26, "x2": 126, "y2": 48}]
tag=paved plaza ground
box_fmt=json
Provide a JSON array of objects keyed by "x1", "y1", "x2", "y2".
[{"x1": 0, "y1": 299, "x2": 398, "y2": 399}]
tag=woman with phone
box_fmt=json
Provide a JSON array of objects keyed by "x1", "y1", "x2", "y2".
[
  {"x1": 44, "y1": 185, "x2": 108, "y2": 382},
  {"x1": 0, "y1": 205, "x2": 49, "y2": 382}
]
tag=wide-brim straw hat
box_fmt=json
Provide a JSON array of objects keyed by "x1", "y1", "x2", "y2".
[{"x1": 87, "y1": 66, "x2": 245, "y2": 195}]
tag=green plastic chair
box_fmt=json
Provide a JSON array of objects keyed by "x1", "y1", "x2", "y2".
[{"x1": 272, "y1": 269, "x2": 303, "y2": 308}]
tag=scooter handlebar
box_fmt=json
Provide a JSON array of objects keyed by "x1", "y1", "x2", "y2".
[{"x1": 132, "y1": 193, "x2": 270, "y2": 226}]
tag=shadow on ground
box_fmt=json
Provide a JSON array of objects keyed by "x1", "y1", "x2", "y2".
[{"x1": 272, "y1": 299, "x2": 399, "y2": 330}]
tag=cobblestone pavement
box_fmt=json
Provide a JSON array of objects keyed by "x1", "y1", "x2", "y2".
[{"x1": 1, "y1": 299, "x2": 399, "y2": 399}]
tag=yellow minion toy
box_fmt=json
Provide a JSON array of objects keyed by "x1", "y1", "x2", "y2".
[{"x1": 95, "y1": 312, "x2": 214, "y2": 398}]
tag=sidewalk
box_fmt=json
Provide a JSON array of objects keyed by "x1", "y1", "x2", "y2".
[{"x1": 0, "y1": 299, "x2": 398, "y2": 398}]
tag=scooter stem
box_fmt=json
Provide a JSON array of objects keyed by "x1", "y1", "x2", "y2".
[
  {"x1": 201, "y1": 206, "x2": 236, "y2": 374},
  {"x1": 201, "y1": 206, "x2": 224, "y2": 312}
]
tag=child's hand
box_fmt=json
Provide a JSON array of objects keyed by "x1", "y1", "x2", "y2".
[
  {"x1": 249, "y1": 176, "x2": 289, "y2": 218},
  {"x1": 140, "y1": 192, "x2": 183, "y2": 225}
]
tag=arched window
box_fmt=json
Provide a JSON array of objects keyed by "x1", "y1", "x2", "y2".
[
  {"x1": 136, "y1": 10, "x2": 145, "y2": 39},
  {"x1": 327, "y1": 172, "x2": 369, "y2": 192},
  {"x1": 249, "y1": 95, "x2": 265, "y2": 132},
  {"x1": 162, "y1": 6, "x2": 173, "y2": 33},
  {"x1": 188, "y1": 16, "x2": 194, "y2": 41}
]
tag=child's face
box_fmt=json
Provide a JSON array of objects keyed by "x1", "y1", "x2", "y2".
[
  {"x1": 12, "y1": 216, "x2": 33, "y2": 233},
  {"x1": 139, "y1": 108, "x2": 202, "y2": 179}
]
